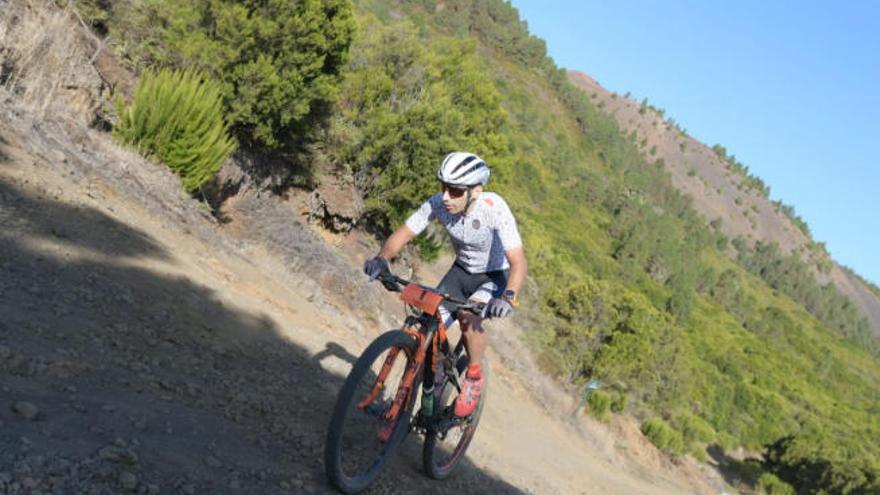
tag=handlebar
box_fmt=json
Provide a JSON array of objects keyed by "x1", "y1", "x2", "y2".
[{"x1": 372, "y1": 271, "x2": 487, "y2": 316}]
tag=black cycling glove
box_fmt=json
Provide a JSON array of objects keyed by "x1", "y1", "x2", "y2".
[{"x1": 363, "y1": 257, "x2": 389, "y2": 279}]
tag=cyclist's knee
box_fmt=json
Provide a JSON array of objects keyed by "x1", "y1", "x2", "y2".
[{"x1": 457, "y1": 311, "x2": 483, "y2": 333}]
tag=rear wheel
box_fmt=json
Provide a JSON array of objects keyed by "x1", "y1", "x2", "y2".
[
  {"x1": 324, "y1": 331, "x2": 421, "y2": 494},
  {"x1": 422, "y1": 355, "x2": 488, "y2": 480}
]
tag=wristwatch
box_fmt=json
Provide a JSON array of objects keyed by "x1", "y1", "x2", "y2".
[{"x1": 502, "y1": 289, "x2": 519, "y2": 307}]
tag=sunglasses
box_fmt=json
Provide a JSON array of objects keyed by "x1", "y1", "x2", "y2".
[{"x1": 440, "y1": 183, "x2": 468, "y2": 198}]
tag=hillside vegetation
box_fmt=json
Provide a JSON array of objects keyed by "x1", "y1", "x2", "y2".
[
  {"x1": 69, "y1": 0, "x2": 880, "y2": 493},
  {"x1": 567, "y1": 69, "x2": 880, "y2": 341}
]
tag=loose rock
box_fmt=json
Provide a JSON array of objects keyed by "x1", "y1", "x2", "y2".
[
  {"x1": 97, "y1": 446, "x2": 139, "y2": 465},
  {"x1": 11, "y1": 401, "x2": 40, "y2": 420},
  {"x1": 119, "y1": 471, "x2": 138, "y2": 490}
]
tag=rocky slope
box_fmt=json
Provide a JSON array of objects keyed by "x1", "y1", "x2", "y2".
[{"x1": 567, "y1": 70, "x2": 880, "y2": 337}]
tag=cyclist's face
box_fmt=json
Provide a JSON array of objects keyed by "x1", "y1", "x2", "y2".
[{"x1": 441, "y1": 183, "x2": 476, "y2": 213}]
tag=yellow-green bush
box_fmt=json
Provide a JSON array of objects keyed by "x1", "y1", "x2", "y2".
[
  {"x1": 610, "y1": 391, "x2": 628, "y2": 413},
  {"x1": 641, "y1": 417, "x2": 684, "y2": 456},
  {"x1": 113, "y1": 68, "x2": 236, "y2": 192},
  {"x1": 689, "y1": 445, "x2": 708, "y2": 463},
  {"x1": 757, "y1": 473, "x2": 795, "y2": 495},
  {"x1": 676, "y1": 412, "x2": 715, "y2": 444},
  {"x1": 587, "y1": 389, "x2": 611, "y2": 421}
]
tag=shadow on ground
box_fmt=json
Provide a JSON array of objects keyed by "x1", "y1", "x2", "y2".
[
  {"x1": 706, "y1": 444, "x2": 762, "y2": 492},
  {"x1": 0, "y1": 173, "x2": 525, "y2": 494}
]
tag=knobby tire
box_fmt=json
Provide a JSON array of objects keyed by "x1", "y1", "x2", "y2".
[
  {"x1": 324, "y1": 330, "x2": 420, "y2": 494},
  {"x1": 422, "y1": 356, "x2": 488, "y2": 479}
]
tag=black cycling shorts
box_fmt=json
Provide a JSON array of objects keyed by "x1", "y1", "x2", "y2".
[{"x1": 437, "y1": 261, "x2": 508, "y2": 320}]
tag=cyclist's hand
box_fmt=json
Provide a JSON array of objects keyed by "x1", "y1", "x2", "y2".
[
  {"x1": 363, "y1": 257, "x2": 389, "y2": 279},
  {"x1": 485, "y1": 298, "x2": 513, "y2": 319}
]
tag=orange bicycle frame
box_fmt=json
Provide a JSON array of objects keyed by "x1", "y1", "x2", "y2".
[{"x1": 358, "y1": 284, "x2": 450, "y2": 422}]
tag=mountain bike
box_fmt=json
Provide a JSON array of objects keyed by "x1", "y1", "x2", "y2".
[{"x1": 324, "y1": 271, "x2": 489, "y2": 494}]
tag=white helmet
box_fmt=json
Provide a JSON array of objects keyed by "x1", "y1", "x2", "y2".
[{"x1": 437, "y1": 152, "x2": 489, "y2": 187}]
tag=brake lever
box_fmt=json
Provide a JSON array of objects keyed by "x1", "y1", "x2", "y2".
[
  {"x1": 372, "y1": 271, "x2": 402, "y2": 292},
  {"x1": 381, "y1": 277, "x2": 401, "y2": 292},
  {"x1": 460, "y1": 302, "x2": 488, "y2": 318}
]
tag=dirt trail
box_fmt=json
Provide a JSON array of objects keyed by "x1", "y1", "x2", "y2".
[{"x1": 0, "y1": 105, "x2": 735, "y2": 494}]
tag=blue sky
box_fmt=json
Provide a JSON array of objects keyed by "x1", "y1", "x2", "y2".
[{"x1": 510, "y1": 0, "x2": 880, "y2": 286}]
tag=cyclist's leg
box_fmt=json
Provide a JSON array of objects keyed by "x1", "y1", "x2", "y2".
[
  {"x1": 458, "y1": 269, "x2": 508, "y2": 364},
  {"x1": 454, "y1": 270, "x2": 507, "y2": 417},
  {"x1": 436, "y1": 263, "x2": 508, "y2": 363},
  {"x1": 436, "y1": 263, "x2": 472, "y2": 331}
]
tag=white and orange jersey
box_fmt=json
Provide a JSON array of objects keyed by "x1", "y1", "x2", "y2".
[{"x1": 405, "y1": 192, "x2": 522, "y2": 274}]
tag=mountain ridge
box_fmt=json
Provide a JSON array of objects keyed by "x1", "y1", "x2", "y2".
[{"x1": 566, "y1": 69, "x2": 880, "y2": 337}]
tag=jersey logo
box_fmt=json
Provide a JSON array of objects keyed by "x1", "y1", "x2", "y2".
[
  {"x1": 472, "y1": 219, "x2": 481, "y2": 229},
  {"x1": 483, "y1": 197, "x2": 495, "y2": 207}
]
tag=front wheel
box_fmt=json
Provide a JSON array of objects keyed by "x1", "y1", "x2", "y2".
[
  {"x1": 422, "y1": 356, "x2": 488, "y2": 480},
  {"x1": 324, "y1": 331, "x2": 420, "y2": 494}
]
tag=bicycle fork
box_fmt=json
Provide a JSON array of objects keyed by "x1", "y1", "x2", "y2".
[
  {"x1": 357, "y1": 326, "x2": 430, "y2": 424},
  {"x1": 356, "y1": 346, "x2": 402, "y2": 410}
]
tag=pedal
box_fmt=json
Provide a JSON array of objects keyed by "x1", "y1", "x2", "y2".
[{"x1": 411, "y1": 412, "x2": 430, "y2": 434}]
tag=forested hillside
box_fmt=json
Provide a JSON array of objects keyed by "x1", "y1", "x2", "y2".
[
  {"x1": 66, "y1": 1, "x2": 880, "y2": 493},
  {"x1": 567, "y1": 70, "x2": 880, "y2": 341}
]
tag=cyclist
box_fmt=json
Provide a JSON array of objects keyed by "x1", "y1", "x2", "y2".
[{"x1": 363, "y1": 152, "x2": 528, "y2": 418}]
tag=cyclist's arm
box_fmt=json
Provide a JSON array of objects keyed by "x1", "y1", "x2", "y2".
[
  {"x1": 377, "y1": 225, "x2": 417, "y2": 261},
  {"x1": 504, "y1": 246, "x2": 527, "y2": 297}
]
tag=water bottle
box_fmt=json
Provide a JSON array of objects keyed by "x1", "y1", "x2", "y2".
[{"x1": 421, "y1": 386, "x2": 434, "y2": 416}]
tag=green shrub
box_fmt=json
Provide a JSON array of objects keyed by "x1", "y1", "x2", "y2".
[
  {"x1": 689, "y1": 445, "x2": 708, "y2": 463},
  {"x1": 587, "y1": 389, "x2": 611, "y2": 421},
  {"x1": 676, "y1": 412, "x2": 715, "y2": 444},
  {"x1": 329, "y1": 18, "x2": 508, "y2": 241},
  {"x1": 641, "y1": 417, "x2": 684, "y2": 455},
  {"x1": 114, "y1": 68, "x2": 236, "y2": 192},
  {"x1": 738, "y1": 241, "x2": 874, "y2": 350},
  {"x1": 66, "y1": 0, "x2": 111, "y2": 33},
  {"x1": 716, "y1": 431, "x2": 738, "y2": 451},
  {"x1": 106, "y1": 0, "x2": 355, "y2": 150},
  {"x1": 757, "y1": 473, "x2": 795, "y2": 495},
  {"x1": 764, "y1": 430, "x2": 880, "y2": 495},
  {"x1": 610, "y1": 392, "x2": 628, "y2": 413}
]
